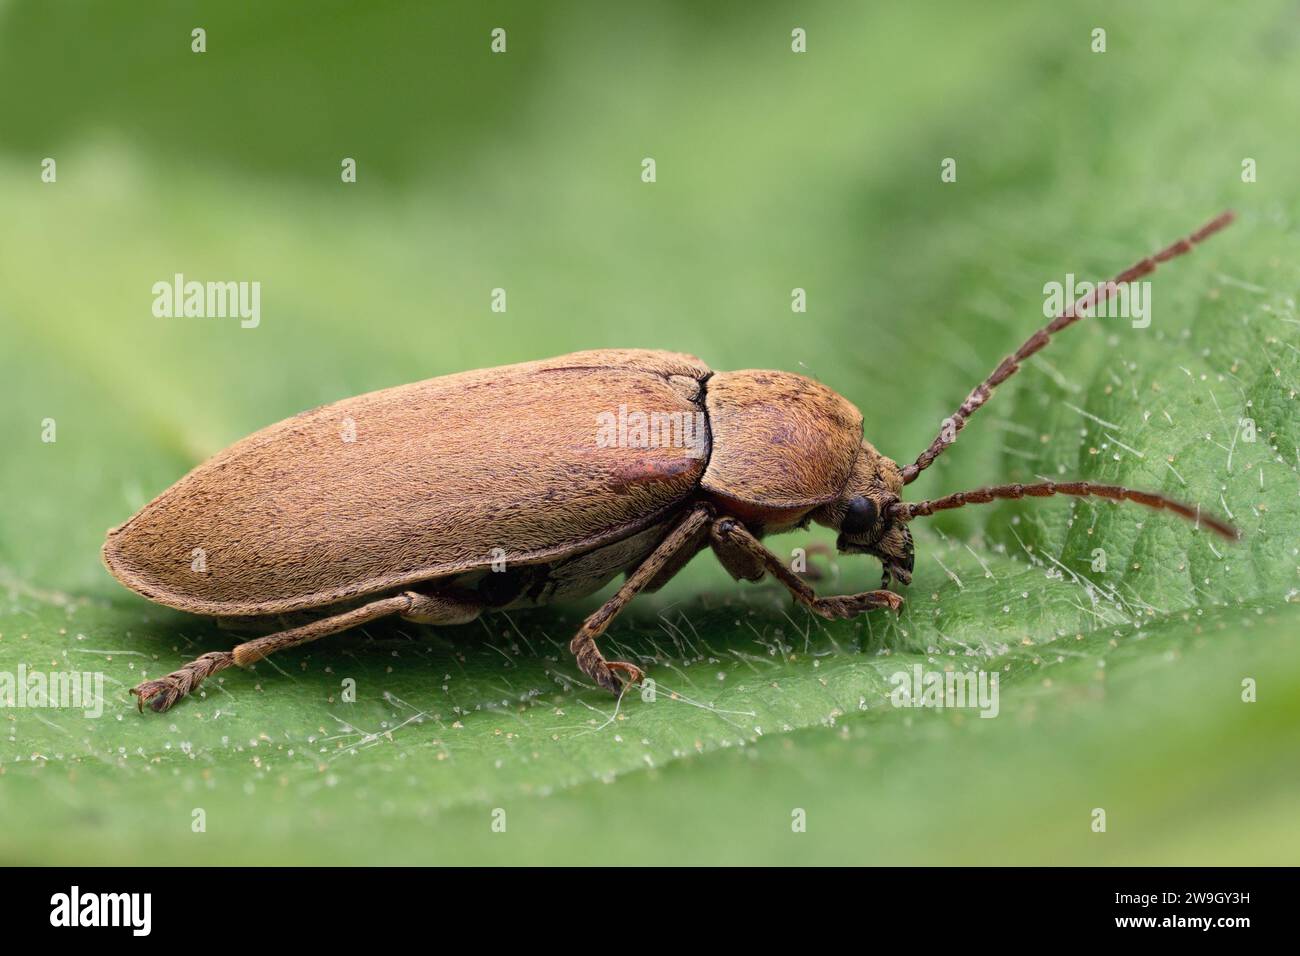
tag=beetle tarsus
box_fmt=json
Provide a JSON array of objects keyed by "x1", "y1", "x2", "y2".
[
  {"x1": 130, "y1": 650, "x2": 234, "y2": 713},
  {"x1": 570, "y1": 632, "x2": 642, "y2": 694},
  {"x1": 807, "y1": 589, "x2": 903, "y2": 619},
  {"x1": 591, "y1": 664, "x2": 624, "y2": 695},
  {"x1": 606, "y1": 660, "x2": 646, "y2": 688}
]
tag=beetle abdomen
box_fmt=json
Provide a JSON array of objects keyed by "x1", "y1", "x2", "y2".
[{"x1": 103, "y1": 350, "x2": 711, "y2": 615}]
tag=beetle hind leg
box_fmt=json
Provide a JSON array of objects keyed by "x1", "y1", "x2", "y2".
[
  {"x1": 400, "y1": 589, "x2": 483, "y2": 625},
  {"x1": 131, "y1": 592, "x2": 431, "y2": 713}
]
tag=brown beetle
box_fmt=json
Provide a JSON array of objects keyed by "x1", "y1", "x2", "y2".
[{"x1": 106, "y1": 212, "x2": 1238, "y2": 712}]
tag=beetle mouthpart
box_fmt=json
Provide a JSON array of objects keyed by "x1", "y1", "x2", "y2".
[{"x1": 834, "y1": 534, "x2": 886, "y2": 558}]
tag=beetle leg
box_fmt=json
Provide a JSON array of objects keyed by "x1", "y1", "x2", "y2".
[
  {"x1": 131, "y1": 592, "x2": 418, "y2": 713},
  {"x1": 710, "y1": 518, "x2": 904, "y2": 619},
  {"x1": 400, "y1": 589, "x2": 483, "y2": 625},
  {"x1": 640, "y1": 521, "x2": 711, "y2": 593},
  {"x1": 710, "y1": 522, "x2": 766, "y2": 582},
  {"x1": 569, "y1": 504, "x2": 712, "y2": 695}
]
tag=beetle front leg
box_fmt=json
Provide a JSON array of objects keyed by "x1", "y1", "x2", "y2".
[
  {"x1": 709, "y1": 518, "x2": 903, "y2": 619},
  {"x1": 568, "y1": 504, "x2": 712, "y2": 694}
]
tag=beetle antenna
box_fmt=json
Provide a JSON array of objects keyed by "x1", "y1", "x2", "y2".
[
  {"x1": 900, "y1": 210, "x2": 1237, "y2": 485},
  {"x1": 889, "y1": 480, "x2": 1240, "y2": 541}
]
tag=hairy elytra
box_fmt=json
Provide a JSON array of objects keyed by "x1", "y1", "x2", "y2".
[{"x1": 107, "y1": 212, "x2": 1239, "y2": 713}]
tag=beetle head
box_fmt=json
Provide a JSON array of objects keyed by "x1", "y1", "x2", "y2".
[{"x1": 811, "y1": 441, "x2": 914, "y2": 586}]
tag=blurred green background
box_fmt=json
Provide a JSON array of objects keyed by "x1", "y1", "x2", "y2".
[{"x1": 1, "y1": 0, "x2": 1298, "y2": 864}]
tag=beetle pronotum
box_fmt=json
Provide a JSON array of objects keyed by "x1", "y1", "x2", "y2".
[{"x1": 106, "y1": 212, "x2": 1238, "y2": 712}]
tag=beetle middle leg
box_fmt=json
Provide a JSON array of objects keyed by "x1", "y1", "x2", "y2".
[
  {"x1": 710, "y1": 518, "x2": 903, "y2": 618},
  {"x1": 568, "y1": 504, "x2": 712, "y2": 694},
  {"x1": 130, "y1": 590, "x2": 480, "y2": 713}
]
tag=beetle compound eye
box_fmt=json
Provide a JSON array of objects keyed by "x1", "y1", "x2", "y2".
[{"x1": 841, "y1": 496, "x2": 878, "y2": 536}]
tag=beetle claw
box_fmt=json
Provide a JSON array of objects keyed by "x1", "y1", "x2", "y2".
[
  {"x1": 585, "y1": 659, "x2": 645, "y2": 696},
  {"x1": 130, "y1": 678, "x2": 181, "y2": 713},
  {"x1": 590, "y1": 665, "x2": 623, "y2": 695},
  {"x1": 605, "y1": 660, "x2": 645, "y2": 693},
  {"x1": 129, "y1": 650, "x2": 235, "y2": 714}
]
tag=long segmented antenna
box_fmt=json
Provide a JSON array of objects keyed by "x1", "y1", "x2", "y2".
[
  {"x1": 889, "y1": 480, "x2": 1239, "y2": 541},
  {"x1": 901, "y1": 210, "x2": 1237, "y2": 485}
]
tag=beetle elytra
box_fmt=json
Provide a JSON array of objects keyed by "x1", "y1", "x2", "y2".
[{"x1": 106, "y1": 211, "x2": 1238, "y2": 712}]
